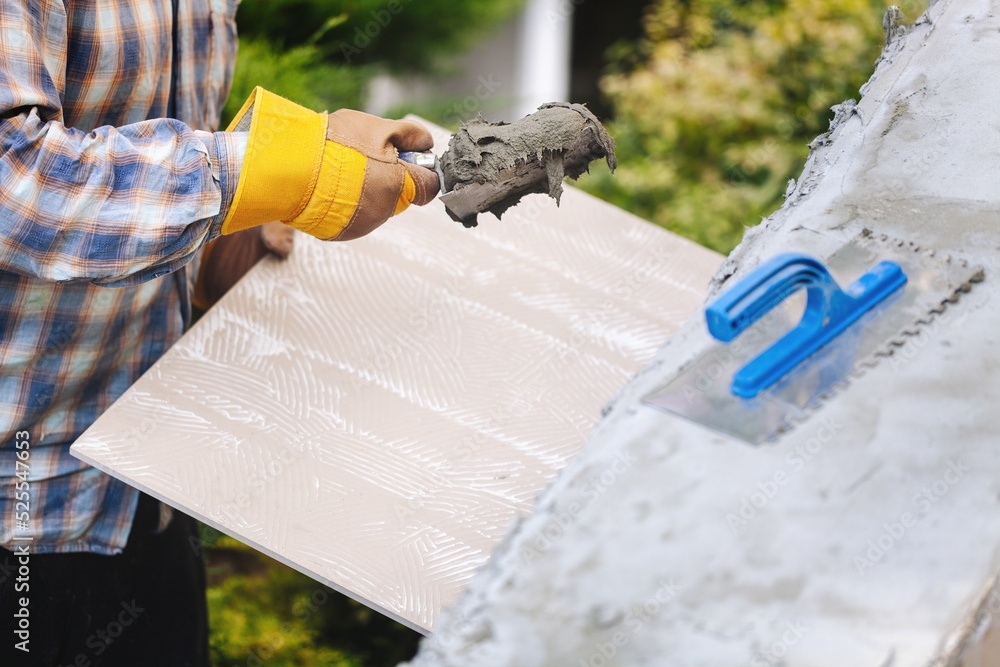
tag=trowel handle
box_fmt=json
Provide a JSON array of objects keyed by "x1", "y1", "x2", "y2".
[
  {"x1": 398, "y1": 151, "x2": 438, "y2": 169},
  {"x1": 706, "y1": 255, "x2": 831, "y2": 343},
  {"x1": 398, "y1": 151, "x2": 446, "y2": 193},
  {"x1": 706, "y1": 253, "x2": 906, "y2": 398}
]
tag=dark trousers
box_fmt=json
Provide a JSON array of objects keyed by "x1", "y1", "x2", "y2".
[{"x1": 0, "y1": 493, "x2": 209, "y2": 666}]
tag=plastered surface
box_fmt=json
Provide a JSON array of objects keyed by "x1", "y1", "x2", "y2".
[
  {"x1": 69, "y1": 121, "x2": 721, "y2": 633},
  {"x1": 405, "y1": 1, "x2": 1000, "y2": 664}
]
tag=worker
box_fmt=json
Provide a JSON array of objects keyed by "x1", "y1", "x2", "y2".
[{"x1": 0, "y1": 1, "x2": 440, "y2": 665}]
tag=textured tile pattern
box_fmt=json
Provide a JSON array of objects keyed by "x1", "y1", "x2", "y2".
[{"x1": 71, "y1": 121, "x2": 722, "y2": 632}]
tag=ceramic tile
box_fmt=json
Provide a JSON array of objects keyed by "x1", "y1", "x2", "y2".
[{"x1": 71, "y1": 120, "x2": 722, "y2": 632}]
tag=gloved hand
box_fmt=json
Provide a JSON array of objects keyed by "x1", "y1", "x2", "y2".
[
  {"x1": 219, "y1": 87, "x2": 440, "y2": 241},
  {"x1": 193, "y1": 221, "x2": 294, "y2": 310}
]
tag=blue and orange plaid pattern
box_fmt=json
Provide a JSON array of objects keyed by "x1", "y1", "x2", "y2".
[{"x1": 0, "y1": 0, "x2": 246, "y2": 554}]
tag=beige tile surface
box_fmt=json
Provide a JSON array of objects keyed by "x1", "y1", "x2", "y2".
[{"x1": 70, "y1": 120, "x2": 721, "y2": 632}]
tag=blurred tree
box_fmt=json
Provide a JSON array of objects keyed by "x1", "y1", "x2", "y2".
[
  {"x1": 221, "y1": 0, "x2": 531, "y2": 132},
  {"x1": 580, "y1": 0, "x2": 922, "y2": 254},
  {"x1": 222, "y1": 36, "x2": 371, "y2": 127},
  {"x1": 223, "y1": 1, "x2": 529, "y2": 127},
  {"x1": 235, "y1": 0, "x2": 527, "y2": 71}
]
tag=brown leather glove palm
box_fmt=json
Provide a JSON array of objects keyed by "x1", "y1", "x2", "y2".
[{"x1": 320, "y1": 109, "x2": 440, "y2": 240}]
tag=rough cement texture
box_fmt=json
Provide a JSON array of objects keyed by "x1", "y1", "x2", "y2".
[
  {"x1": 440, "y1": 103, "x2": 616, "y2": 226},
  {"x1": 404, "y1": 1, "x2": 1000, "y2": 665}
]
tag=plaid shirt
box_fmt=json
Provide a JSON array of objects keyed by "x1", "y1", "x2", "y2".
[{"x1": 0, "y1": 0, "x2": 247, "y2": 555}]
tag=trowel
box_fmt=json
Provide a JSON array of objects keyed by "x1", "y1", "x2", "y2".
[
  {"x1": 400, "y1": 102, "x2": 616, "y2": 227},
  {"x1": 642, "y1": 233, "x2": 983, "y2": 444}
]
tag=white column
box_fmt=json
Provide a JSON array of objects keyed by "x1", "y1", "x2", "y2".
[{"x1": 515, "y1": 0, "x2": 574, "y2": 119}]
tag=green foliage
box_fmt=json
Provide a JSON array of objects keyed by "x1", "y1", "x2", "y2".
[
  {"x1": 236, "y1": 0, "x2": 527, "y2": 71},
  {"x1": 204, "y1": 527, "x2": 420, "y2": 666},
  {"x1": 223, "y1": 0, "x2": 528, "y2": 123},
  {"x1": 208, "y1": 558, "x2": 361, "y2": 666},
  {"x1": 580, "y1": 0, "x2": 911, "y2": 254},
  {"x1": 222, "y1": 36, "x2": 370, "y2": 127}
]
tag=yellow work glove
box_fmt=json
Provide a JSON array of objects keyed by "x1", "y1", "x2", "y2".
[{"x1": 220, "y1": 87, "x2": 440, "y2": 241}]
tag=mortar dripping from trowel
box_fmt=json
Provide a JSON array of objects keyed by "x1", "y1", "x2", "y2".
[{"x1": 400, "y1": 102, "x2": 617, "y2": 226}]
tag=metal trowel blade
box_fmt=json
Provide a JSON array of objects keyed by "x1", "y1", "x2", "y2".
[
  {"x1": 439, "y1": 187, "x2": 488, "y2": 226},
  {"x1": 400, "y1": 150, "x2": 506, "y2": 227},
  {"x1": 643, "y1": 235, "x2": 983, "y2": 444}
]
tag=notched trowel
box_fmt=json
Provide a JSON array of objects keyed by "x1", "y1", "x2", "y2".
[
  {"x1": 643, "y1": 233, "x2": 984, "y2": 444},
  {"x1": 400, "y1": 102, "x2": 616, "y2": 227}
]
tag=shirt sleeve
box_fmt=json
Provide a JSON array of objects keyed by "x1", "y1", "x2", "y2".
[{"x1": 0, "y1": 1, "x2": 246, "y2": 287}]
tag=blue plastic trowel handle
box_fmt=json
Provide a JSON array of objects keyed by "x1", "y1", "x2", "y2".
[{"x1": 705, "y1": 253, "x2": 907, "y2": 399}]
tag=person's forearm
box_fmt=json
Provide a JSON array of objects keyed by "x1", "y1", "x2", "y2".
[{"x1": 0, "y1": 109, "x2": 246, "y2": 286}]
